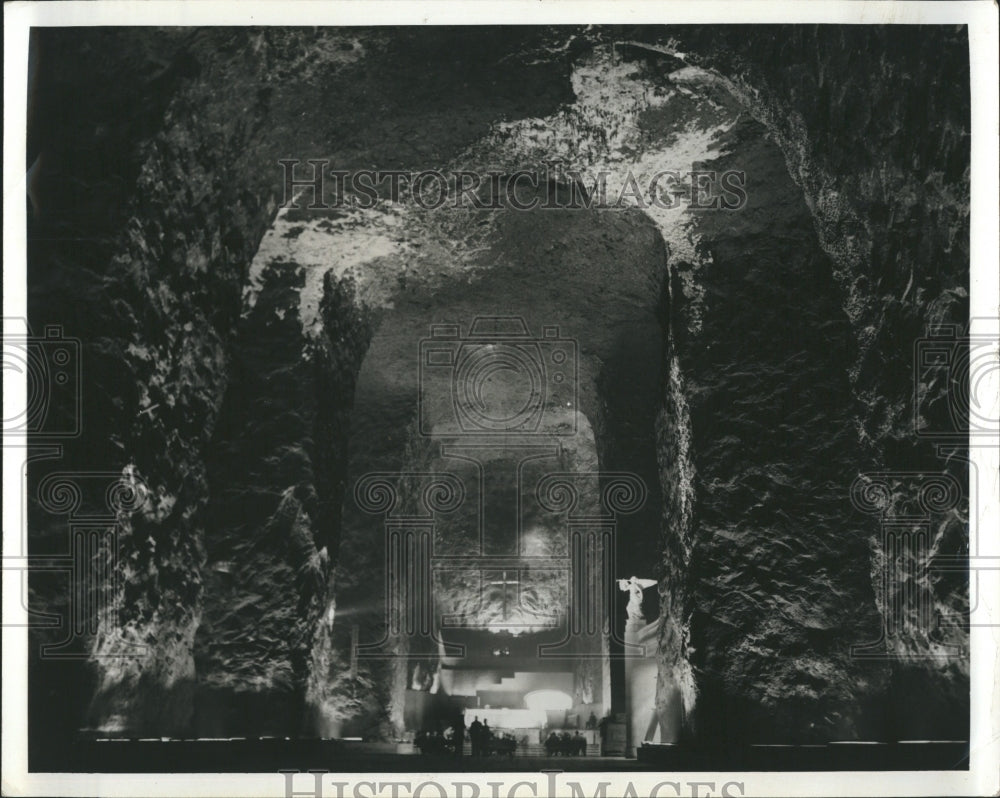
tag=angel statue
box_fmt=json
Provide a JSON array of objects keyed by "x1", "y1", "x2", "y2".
[{"x1": 618, "y1": 575, "x2": 657, "y2": 624}]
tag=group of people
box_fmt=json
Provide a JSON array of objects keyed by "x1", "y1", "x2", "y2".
[
  {"x1": 413, "y1": 728, "x2": 452, "y2": 755},
  {"x1": 467, "y1": 716, "x2": 518, "y2": 757},
  {"x1": 416, "y1": 716, "x2": 519, "y2": 757},
  {"x1": 415, "y1": 711, "x2": 606, "y2": 758},
  {"x1": 543, "y1": 730, "x2": 588, "y2": 757}
]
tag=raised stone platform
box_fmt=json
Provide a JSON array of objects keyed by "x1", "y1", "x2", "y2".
[
  {"x1": 35, "y1": 738, "x2": 969, "y2": 772},
  {"x1": 637, "y1": 741, "x2": 970, "y2": 771}
]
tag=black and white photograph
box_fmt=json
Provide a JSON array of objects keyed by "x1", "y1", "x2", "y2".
[{"x1": 3, "y1": 2, "x2": 998, "y2": 796}]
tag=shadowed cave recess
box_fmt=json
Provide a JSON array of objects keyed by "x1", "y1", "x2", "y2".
[{"x1": 26, "y1": 26, "x2": 970, "y2": 766}]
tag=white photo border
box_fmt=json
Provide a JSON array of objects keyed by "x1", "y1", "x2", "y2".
[{"x1": 3, "y1": 2, "x2": 998, "y2": 796}]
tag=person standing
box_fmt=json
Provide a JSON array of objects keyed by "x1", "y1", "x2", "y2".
[
  {"x1": 454, "y1": 713, "x2": 466, "y2": 756},
  {"x1": 482, "y1": 719, "x2": 492, "y2": 757},
  {"x1": 597, "y1": 713, "x2": 608, "y2": 749},
  {"x1": 469, "y1": 716, "x2": 483, "y2": 757}
]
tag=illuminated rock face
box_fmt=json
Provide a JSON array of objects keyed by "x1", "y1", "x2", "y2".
[
  {"x1": 318, "y1": 194, "x2": 667, "y2": 736},
  {"x1": 27, "y1": 27, "x2": 969, "y2": 753},
  {"x1": 661, "y1": 27, "x2": 972, "y2": 740}
]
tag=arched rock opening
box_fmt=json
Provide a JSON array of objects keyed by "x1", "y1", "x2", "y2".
[
  {"x1": 25, "y1": 27, "x2": 969, "y2": 758},
  {"x1": 316, "y1": 189, "x2": 670, "y2": 739}
]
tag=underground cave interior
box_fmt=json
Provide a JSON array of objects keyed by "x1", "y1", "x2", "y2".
[
  {"x1": 23, "y1": 31, "x2": 972, "y2": 770},
  {"x1": 194, "y1": 177, "x2": 679, "y2": 747},
  {"x1": 327, "y1": 189, "x2": 671, "y2": 746},
  {"x1": 187, "y1": 57, "x2": 922, "y2": 746},
  {"x1": 190, "y1": 50, "x2": 851, "y2": 747},
  {"x1": 186, "y1": 43, "x2": 747, "y2": 746}
]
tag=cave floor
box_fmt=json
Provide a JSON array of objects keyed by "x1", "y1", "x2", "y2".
[{"x1": 44, "y1": 739, "x2": 969, "y2": 773}]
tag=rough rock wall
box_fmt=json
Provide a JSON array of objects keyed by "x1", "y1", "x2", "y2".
[
  {"x1": 194, "y1": 268, "x2": 372, "y2": 736},
  {"x1": 454, "y1": 37, "x2": 901, "y2": 742},
  {"x1": 28, "y1": 29, "x2": 281, "y2": 748},
  {"x1": 665, "y1": 112, "x2": 890, "y2": 744},
  {"x1": 26, "y1": 26, "x2": 969, "y2": 750},
  {"x1": 661, "y1": 24, "x2": 971, "y2": 739},
  {"x1": 26, "y1": 28, "x2": 387, "y2": 745},
  {"x1": 189, "y1": 32, "x2": 575, "y2": 737}
]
